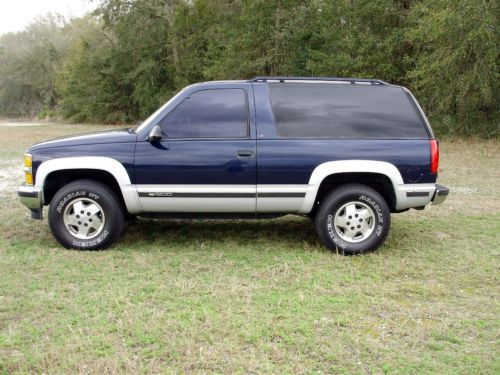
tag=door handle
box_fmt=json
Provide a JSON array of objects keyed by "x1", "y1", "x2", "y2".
[{"x1": 237, "y1": 150, "x2": 255, "y2": 157}]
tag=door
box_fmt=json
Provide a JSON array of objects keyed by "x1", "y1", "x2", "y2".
[{"x1": 134, "y1": 87, "x2": 257, "y2": 212}]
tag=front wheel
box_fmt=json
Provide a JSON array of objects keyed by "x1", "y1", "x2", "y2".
[
  {"x1": 315, "y1": 184, "x2": 391, "y2": 255},
  {"x1": 48, "y1": 180, "x2": 124, "y2": 250}
]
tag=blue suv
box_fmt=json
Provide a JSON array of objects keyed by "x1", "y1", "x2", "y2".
[{"x1": 18, "y1": 77, "x2": 449, "y2": 254}]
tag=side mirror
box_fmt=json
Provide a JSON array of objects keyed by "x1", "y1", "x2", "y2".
[{"x1": 146, "y1": 125, "x2": 163, "y2": 142}]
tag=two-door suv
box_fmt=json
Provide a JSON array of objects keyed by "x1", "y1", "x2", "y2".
[{"x1": 18, "y1": 77, "x2": 448, "y2": 254}]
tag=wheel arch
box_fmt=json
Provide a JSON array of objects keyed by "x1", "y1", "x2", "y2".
[
  {"x1": 313, "y1": 172, "x2": 397, "y2": 213},
  {"x1": 36, "y1": 157, "x2": 141, "y2": 214},
  {"x1": 298, "y1": 160, "x2": 403, "y2": 214}
]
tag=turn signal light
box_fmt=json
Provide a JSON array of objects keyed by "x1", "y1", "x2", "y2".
[
  {"x1": 24, "y1": 154, "x2": 32, "y2": 168},
  {"x1": 24, "y1": 154, "x2": 33, "y2": 185}
]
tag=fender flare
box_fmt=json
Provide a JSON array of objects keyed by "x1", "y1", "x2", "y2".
[
  {"x1": 298, "y1": 160, "x2": 404, "y2": 214},
  {"x1": 35, "y1": 156, "x2": 141, "y2": 214}
]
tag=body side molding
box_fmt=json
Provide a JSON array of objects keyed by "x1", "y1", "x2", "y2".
[
  {"x1": 135, "y1": 184, "x2": 310, "y2": 213},
  {"x1": 35, "y1": 157, "x2": 141, "y2": 214},
  {"x1": 298, "y1": 160, "x2": 405, "y2": 214}
]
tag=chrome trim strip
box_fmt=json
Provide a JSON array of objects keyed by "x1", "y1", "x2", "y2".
[
  {"x1": 137, "y1": 191, "x2": 306, "y2": 198},
  {"x1": 406, "y1": 191, "x2": 430, "y2": 197},
  {"x1": 257, "y1": 192, "x2": 306, "y2": 198},
  {"x1": 18, "y1": 190, "x2": 38, "y2": 198},
  {"x1": 138, "y1": 192, "x2": 255, "y2": 198}
]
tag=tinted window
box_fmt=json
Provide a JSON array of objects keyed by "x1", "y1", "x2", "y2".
[
  {"x1": 159, "y1": 89, "x2": 248, "y2": 138},
  {"x1": 268, "y1": 83, "x2": 428, "y2": 139}
]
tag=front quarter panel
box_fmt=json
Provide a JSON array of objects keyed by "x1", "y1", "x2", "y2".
[
  {"x1": 29, "y1": 141, "x2": 140, "y2": 213},
  {"x1": 31, "y1": 142, "x2": 137, "y2": 186}
]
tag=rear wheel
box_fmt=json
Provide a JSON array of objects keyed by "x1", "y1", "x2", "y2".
[
  {"x1": 48, "y1": 180, "x2": 124, "y2": 250},
  {"x1": 315, "y1": 184, "x2": 390, "y2": 255}
]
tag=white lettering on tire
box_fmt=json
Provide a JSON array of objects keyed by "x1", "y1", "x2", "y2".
[
  {"x1": 327, "y1": 214, "x2": 347, "y2": 249},
  {"x1": 359, "y1": 195, "x2": 384, "y2": 224},
  {"x1": 72, "y1": 230, "x2": 109, "y2": 248},
  {"x1": 56, "y1": 190, "x2": 101, "y2": 213}
]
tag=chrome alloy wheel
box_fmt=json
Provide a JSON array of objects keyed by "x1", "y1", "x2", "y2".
[
  {"x1": 63, "y1": 198, "x2": 105, "y2": 240},
  {"x1": 333, "y1": 201, "x2": 375, "y2": 243}
]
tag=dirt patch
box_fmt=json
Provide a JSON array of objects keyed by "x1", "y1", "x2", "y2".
[{"x1": 0, "y1": 159, "x2": 23, "y2": 196}]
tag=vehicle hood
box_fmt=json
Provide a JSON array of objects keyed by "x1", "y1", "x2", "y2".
[{"x1": 28, "y1": 128, "x2": 138, "y2": 152}]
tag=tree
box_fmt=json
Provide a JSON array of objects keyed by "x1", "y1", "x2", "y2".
[
  {"x1": 203, "y1": 0, "x2": 316, "y2": 79},
  {"x1": 306, "y1": 0, "x2": 417, "y2": 82},
  {"x1": 0, "y1": 0, "x2": 497, "y2": 136},
  {"x1": 405, "y1": 0, "x2": 498, "y2": 136},
  {"x1": 0, "y1": 14, "x2": 68, "y2": 117}
]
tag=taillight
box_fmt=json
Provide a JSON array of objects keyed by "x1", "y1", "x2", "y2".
[{"x1": 430, "y1": 140, "x2": 439, "y2": 174}]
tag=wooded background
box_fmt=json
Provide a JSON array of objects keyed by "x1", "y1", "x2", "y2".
[{"x1": 0, "y1": 0, "x2": 497, "y2": 137}]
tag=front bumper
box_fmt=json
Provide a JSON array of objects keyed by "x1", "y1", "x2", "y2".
[
  {"x1": 431, "y1": 183, "x2": 449, "y2": 205},
  {"x1": 18, "y1": 184, "x2": 43, "y2": 219}
]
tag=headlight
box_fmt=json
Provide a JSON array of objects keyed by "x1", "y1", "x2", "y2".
[{"x1": 24, "y1": 154, "x2": 33, "y2": 185}]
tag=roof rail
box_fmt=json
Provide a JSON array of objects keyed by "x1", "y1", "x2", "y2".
[{"x1": 249, "y1": 76, "x2": 388, "y2": 85}]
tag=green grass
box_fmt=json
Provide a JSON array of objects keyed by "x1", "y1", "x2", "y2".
[{"x1": 0, "y1": 123, "x2": 499, "y2": 374}]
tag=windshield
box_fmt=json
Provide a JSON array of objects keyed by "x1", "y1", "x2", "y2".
[{"x1": 135, "y1": 88, "x2": 187, "y2": 133}]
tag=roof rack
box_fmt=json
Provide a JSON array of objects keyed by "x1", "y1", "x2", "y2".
[{"x1": 249, "y1": 76, "x2": 388, "y2": 85}]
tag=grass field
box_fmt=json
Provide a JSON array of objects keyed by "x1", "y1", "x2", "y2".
[{"x1": 0, "y1": 123, "x2": 499, "y2": 374}]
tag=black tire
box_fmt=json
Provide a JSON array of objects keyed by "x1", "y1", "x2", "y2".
[
  {"x1": 48, "y1": 179, "x2": 125, "y2": 250},
  {"x1": 315, "y1": 184, "x2": 391, "y2": 255}
]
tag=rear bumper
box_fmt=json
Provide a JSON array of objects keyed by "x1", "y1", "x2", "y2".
[
  {"x1": 431, "y1": 183, "x2": 449, "y2": 205},
  {"x1": 395, "y1": 183, "x2": 449, "y2": 210},
  {"x1": 18, "y1": 184, "x2": 43, "y2": 219}
]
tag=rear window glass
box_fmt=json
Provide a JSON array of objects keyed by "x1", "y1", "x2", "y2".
[{"x1": 268, "y1": 83, "x2": 428, "y2": 139}]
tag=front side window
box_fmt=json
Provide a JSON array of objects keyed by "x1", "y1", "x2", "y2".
[{"x1": 159, "y1": 89, "x2": 248, "y2": 139}]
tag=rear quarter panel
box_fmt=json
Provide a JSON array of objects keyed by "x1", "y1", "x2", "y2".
[
  {"x1": 253, "y1": 82, "x2": 435, "y2": 186},
  {"x1": 257, "y1": 139, "x2": 435, "y2": 185}
]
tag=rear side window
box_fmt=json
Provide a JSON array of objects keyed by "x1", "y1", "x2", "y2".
[
  {"x1": 268, "y1": 83, "x2": 428, "y2": 139},
  {"x1": 159, "y1": 89, "x2": 248, "y2": 139}
]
